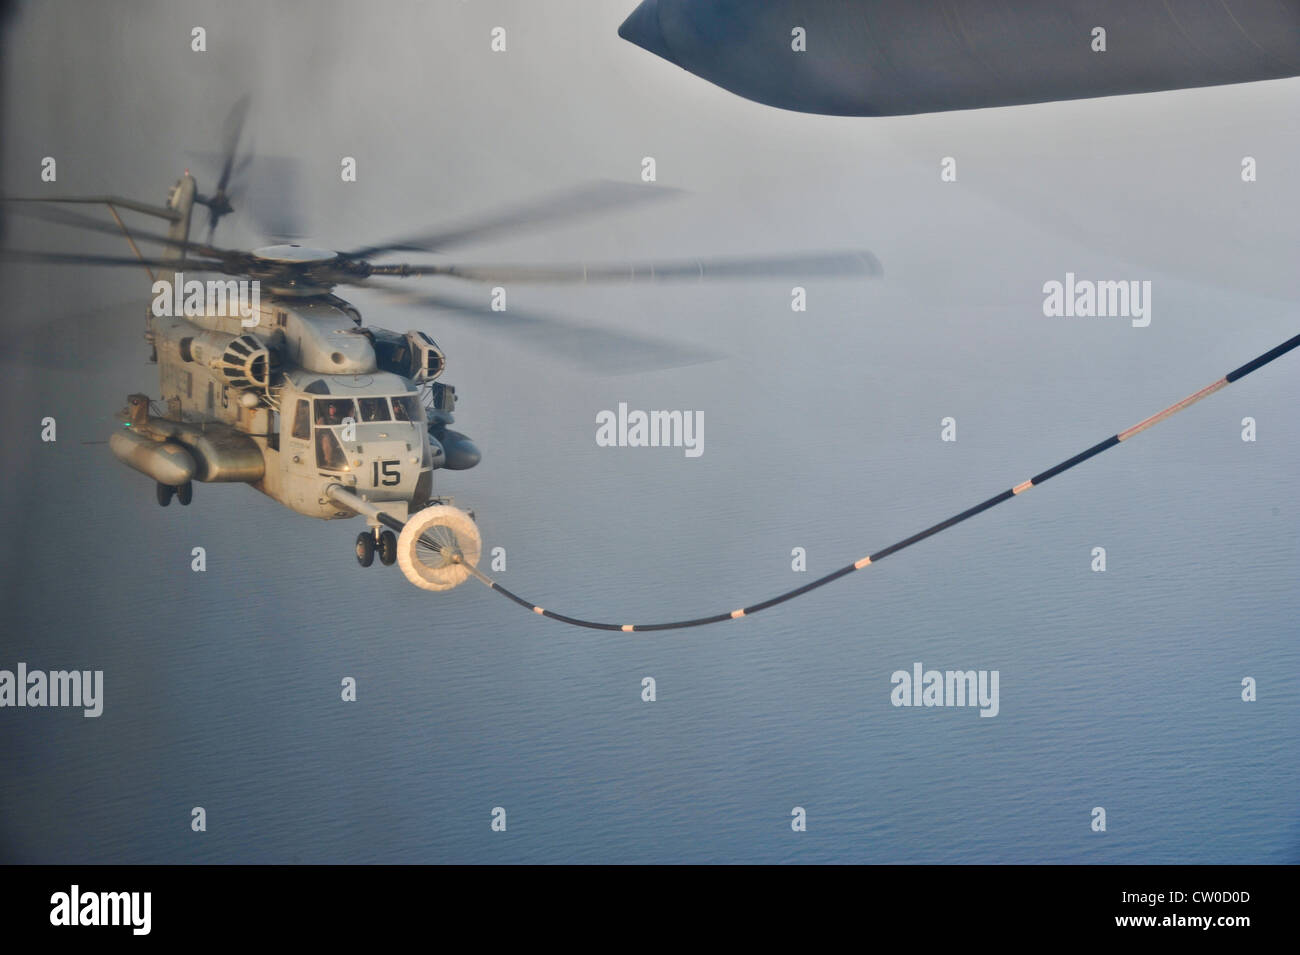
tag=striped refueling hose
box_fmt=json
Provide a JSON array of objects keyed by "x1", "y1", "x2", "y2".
[{"x1": 450, "y1": 331, "x2": 1300, "y2": 631}]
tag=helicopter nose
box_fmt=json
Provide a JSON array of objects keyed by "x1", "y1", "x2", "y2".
[{"x1": 618, "y1": 0, "x2": 678, "y2": 65}]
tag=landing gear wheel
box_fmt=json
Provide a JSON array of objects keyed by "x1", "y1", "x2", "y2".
[
  {"x1": 155, "y1": 482, "x2": 174, "y2": 507},
  {"x1": 378, "y1": 530, "x2": 398, "y2": 566},
  {"x1": 355, "y1": 532, "x2": 375, "y2": 567},
  {"x1": 176, "y1": 481, "x2": 193, "y2": 506},
  {"x1": 396, "y1": 505, "x2": 482, "y2": 591}
]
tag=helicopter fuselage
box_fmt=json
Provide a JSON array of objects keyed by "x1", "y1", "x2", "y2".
[
  {"x1": 145, "y1": 296, "x2": 441, "y2": 520},
  {"x1": 118, "y1": 173, "x2": 476, "y2": 524}
]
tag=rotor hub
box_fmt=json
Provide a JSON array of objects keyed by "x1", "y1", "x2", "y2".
[{"x1": 250, "y1": 244, "x2": 338, "y2": 265}]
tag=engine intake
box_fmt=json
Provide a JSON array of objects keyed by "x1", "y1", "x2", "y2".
[
  {"x1": 181, "y1": 330, "x2": 281, "y2": 391},
  {"x1": 219, "y1": 334, "x2": 279, "y2": 389},
  {"x1": 367, "y1": 327, "x2": 445, "y2": 383}
]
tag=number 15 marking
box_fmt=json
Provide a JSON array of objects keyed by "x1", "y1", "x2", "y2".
[{"x1": 372, "y1": 460, "x2": 400, "y2": 486}]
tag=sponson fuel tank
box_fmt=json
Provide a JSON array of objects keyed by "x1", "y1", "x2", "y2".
[
  {"x1": 146, "y1": 418, "x2": 265, "y2": 483},
  {"x1": 619, "y1": 0, "x2": 1300, "y2": 115},
  {"x1": 111, "y1": 396, "x2": 265, "y2": 484},
  {"x1": 437, "y1": 429, "x2": 481, "y2": 471},
  {"x1": 109, "y1": 430, "x2": 197, "y2": 486}
]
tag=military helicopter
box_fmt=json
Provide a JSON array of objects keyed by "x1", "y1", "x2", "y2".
[{"x1": 3, "y1": 103, "x2": 880, "y2": 592}]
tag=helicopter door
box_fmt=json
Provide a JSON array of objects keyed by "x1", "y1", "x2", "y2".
[
  {"x1": 284, "y1": 398, "x2": 312, "y2": 466},
  {"x1": 291, "y1": 399, "x2": 310, "y2": 440}
]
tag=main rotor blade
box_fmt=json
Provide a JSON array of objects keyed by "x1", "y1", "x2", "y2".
[
  {"x1": 0, "y1": 194, "x2": 179, "y2": 221},
  {"x1": 0, "y1": 248, "x2": 224, "y2": 271},
  {"x1": 1, "y1": 199, "x2": 237, "y2": 259},
  {"x1": 365, "y1": 284, "x2": 722, "y2": 374},
  {"x1": 365, "y1": 250, "x2": 883, "y2": 284},
  {"x1": 346, "y1": 180, "x2": 678, "y2": 259}
]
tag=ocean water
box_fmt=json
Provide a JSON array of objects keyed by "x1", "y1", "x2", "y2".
[{"x1": 1, "y1": 273, "x2": 1295, "y2": 865}]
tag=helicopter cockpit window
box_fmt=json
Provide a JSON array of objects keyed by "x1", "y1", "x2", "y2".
[
  {"x1": 292, "y1": 400, "x2": 310, "y2": 440},
  {"x1": 391, "y1": 395, "x2": 424, "y2": 423},
  {"x1": 314, "y1": 397, "x2": 356, "y2": 427},
  {"x1": 357, "y1": 397, "x2": 391, "y2": 422},
  {"x1": 315, "y1": 427, "x2": 348, "y2": 471}
]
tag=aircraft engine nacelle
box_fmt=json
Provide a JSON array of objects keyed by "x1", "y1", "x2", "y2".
[
  {"x1": 405, "y1": 330, "x2": 445, "y2": 383},
  {"x1": 180, "y1": 331, "x2": 280, "y2": 390},
  {"x1": 217, "y1": 334, "x2": 280, "y2": 389},
  {"x1": 366, "y1": 327, "x2": 445, "y2": 383}
]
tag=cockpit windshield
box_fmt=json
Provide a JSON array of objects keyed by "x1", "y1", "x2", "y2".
[
  {"x1": 357, "y1": 397, "x2": 390, "y2": 422},
  {"x1": 314, "y1": 397, "x2": 356, "y2": 426},
  {"x1": 391, "y1": 395, "x2": 424, "y2": 423},
  {"x1": 313, "y1": 394, "x2": 422, "y2": 429}
]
